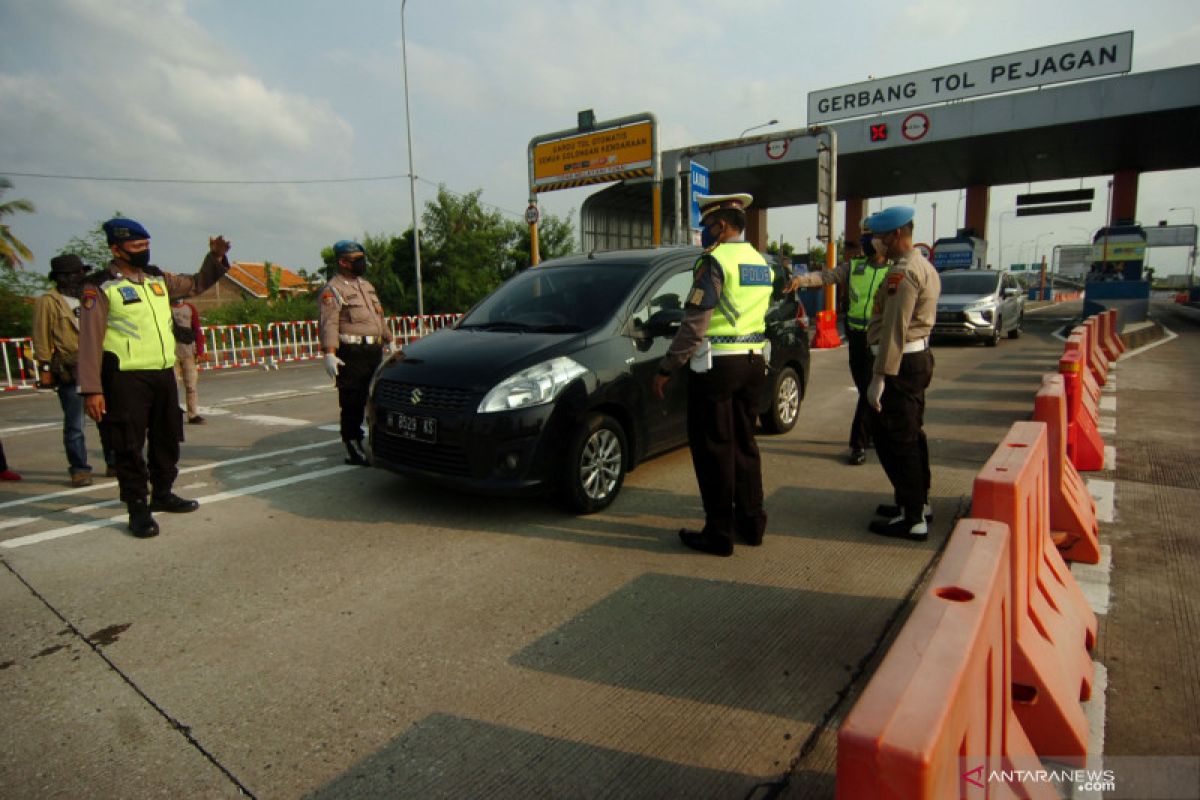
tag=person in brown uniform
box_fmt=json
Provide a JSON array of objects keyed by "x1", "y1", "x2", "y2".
[
  {"x1": 170, "y1": 296, "x2": 206, "y2": 424},
  {"x1": 860, "y1": 205, "x2": 940, "y2": 541},
  {"x1": 79, "y1": 217, "x2": 231, "y2": 538},
  {"x1": 33, "y1": 254, "x2": 113, "y2": 486},
  {"x1": 319, "y1": 240, "x2": 394, "y2": 466}
]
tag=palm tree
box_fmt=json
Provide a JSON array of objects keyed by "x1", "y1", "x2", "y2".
[{"x1": 0, "y1": 178, "x2": 36, "y2": 268}]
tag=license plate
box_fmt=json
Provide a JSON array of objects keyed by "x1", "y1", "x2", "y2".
[{"x1": 387, "y1": 411, "x2": 437, "y2": 443}]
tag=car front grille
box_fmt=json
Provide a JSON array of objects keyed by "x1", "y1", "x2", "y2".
[
  {"x1": 372, "y1": 431, "x2": 470, "y2": 476},
  {"x1": 936, "y1": 311, "x2": 966, "y2": 323},
  {"x1": 375, "y1": 380, "x2": 475, "y2": 412}
]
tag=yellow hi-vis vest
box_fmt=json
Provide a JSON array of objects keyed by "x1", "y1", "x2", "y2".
[
  {"x1": 846, "y1": 257, "x2": 889, "y2": 332},
  {"x1": 101, "y1": 273, "x2": 176, "y2": 371},
  {"x1": 704, "y1": 241, "x2": 773, "y2": 351}
]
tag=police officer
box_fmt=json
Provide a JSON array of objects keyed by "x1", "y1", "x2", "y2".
[
  {"x1": 862, "y1": 206, "x2": 940, "y2": 541},
  {"x1": 786, "y1": 220, "x2": 891, "y2": 465},
  {"x1": 318, "y1": 241, "x2": 394, "y2": 466},
  {"x1": 33, "y1": 254, "x2": 108, "y2": 486},
  {"x1": 652, "y1": 193, "x2": 772, "y2": 556},
  {"x1": 79, "y1": 218, "x2": 232, "y2": 538}
]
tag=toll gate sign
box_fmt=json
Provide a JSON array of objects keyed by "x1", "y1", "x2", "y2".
[{"x1": 532, "y1": 120, "x2": 654, "y2": 192}]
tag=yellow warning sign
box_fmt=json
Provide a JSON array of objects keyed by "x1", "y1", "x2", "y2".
[{"x1": 533, "y1": 122, "x2": 653, "y2": 190}]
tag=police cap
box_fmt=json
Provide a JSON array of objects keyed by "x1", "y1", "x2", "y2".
[
  {"x1": 333, "y1": 240, "x2": 365, "y2": 258},
  {"x1": 102, "y1": 217, "x2": 151, "y2": 244},
  {"x1": 696, "y1": 193, "x2": 753, "y2": 223},
  {"x1": 864, "y1": 205, "x2": 915, "y2": 234}
]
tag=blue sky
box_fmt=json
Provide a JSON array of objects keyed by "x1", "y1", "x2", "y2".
[{"x1": 2, "y1": 0, "x2": 1198, "y2": 277}]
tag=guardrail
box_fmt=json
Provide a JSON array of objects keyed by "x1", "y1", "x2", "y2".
[
  {"x1": 1, "y1": 337, "x2": 35, "y2": 392},
  {"x1": 0, "y1": 314, "x2": 464, "y2": 389}
]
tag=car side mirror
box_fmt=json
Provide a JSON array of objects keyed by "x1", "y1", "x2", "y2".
[
  {"x1": 645, "y1": 307, "x2": 684, "y2": 338},
  {"x1": 1003, "y1": 287, "x2": 1023, "y2": 297}
]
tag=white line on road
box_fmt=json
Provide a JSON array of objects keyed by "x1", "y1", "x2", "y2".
[
  {"x1": 1100, "y1": 396, "x2": 1117, "y2": 413},
  {"x1": 1087, "y1": 478, "x2": 1115, "y2": 524},
  {"x1": 232, "y1": 415, "x2": 310, "y2": 427},
  {"x1": 0, "y1": 422, "x2": 58, "y2": 435},
  {"x1": 1, "y1": 465, "x2": 354, "y2": 549},
  {"x1": 0, "y1": 517, "x2": 37, "y2": 531},
  {"x1": 0, "y1": 439, "x2": 339, "y2": 512},
  {"x1": 1104, "y1": 445, "x2": 1116, "y2": 472}
]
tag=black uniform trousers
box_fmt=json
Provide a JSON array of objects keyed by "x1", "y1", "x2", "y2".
[
  {"x1": 336, "y1": 342, "x2": 383, "y2": 442},
  {"x1": 845, "y1": 328, "x2": 875, "y2": 451},
  {"x1": 686, "y1": 352, "x2": 768, "y2": 543},
  {"x1": 99, "y1": 357, "x2": 183, "y2": 505},
  {"x1": 870, "y1": 349, "x2": 933, "y2": 521}
]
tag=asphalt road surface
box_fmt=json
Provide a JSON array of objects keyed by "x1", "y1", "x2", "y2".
[{"x1": 0, "y1": 302, "x2": 1098, "y2": 799}]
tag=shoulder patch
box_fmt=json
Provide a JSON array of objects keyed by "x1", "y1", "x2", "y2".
[
  {"x1": 886, "y1": 271, "x2": 905, "y2": 295},
  {"x1": 321, "y1": 291, "x2": 337, "y2": 306},
  {"x1": 82, "y1": 287, "x2": 98, "y2": 310}
]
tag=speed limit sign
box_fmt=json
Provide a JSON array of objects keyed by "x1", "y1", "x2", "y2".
[{"x1": 524, "y1": 204, "x2": 540, "y2": 225}]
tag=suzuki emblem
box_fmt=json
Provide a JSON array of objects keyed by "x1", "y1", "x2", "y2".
[{"x1": 410, "y1": 388, "x2": 423, "y2": 405}]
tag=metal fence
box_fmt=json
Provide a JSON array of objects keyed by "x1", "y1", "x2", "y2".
[{"x1": 0, "y1": 313, "x2": 464, "y2": 390}]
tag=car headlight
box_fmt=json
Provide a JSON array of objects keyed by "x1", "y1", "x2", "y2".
[{"x1": 478, "y1": 356, "x2": 588, "y2": 413}]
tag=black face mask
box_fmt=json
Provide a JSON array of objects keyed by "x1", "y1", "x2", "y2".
[
  {"x1": 55, "y1": 273, "x2": 85, "y2": 298},
  {"x1": 347, "y1": 257, "x2": 366, "y2": 276},
  {"x1": 122, "y1": 247, "x2": 150, "y2": 269}
]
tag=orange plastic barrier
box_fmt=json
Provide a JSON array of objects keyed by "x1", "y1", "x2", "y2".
[
  {"x1": 837, "y1": 519, "x2": 1053, "y2": 799},
  {"x1": 812, "y1": 309, "x2": 842, "y2": 349},
  {"x1": 1080, "y1": 318, "x2": 1109, "y2": 385},
  {"x1": 971, "y1": 421, "x2": 1097, "y2": 762},
  {"x1": 1059, "y1": 348, "x2": 1104, "y2": 472},
  {"x1": 1034, "y1": 375, "x2": 1101, "y2": 564},
  {"x1": 1099, "y1": 308, "x2": 1125, "y2": 359}
]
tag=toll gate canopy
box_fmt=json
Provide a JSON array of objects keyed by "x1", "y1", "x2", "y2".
[{"x1": 581, "y1": 64, "x2": 1200, "y2": 251}]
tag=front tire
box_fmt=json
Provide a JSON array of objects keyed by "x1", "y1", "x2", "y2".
[
  {"x1": 986, "y1": 316, "x2": 1002, "y2": 347},
  {"x1": 558, "y1": 412, "x2": 627, "y2": 513},
  {"x1": 760, "y1": 366, "x2": 801, "y2": 434},
  {"x1": 1008, "y1": 311, "x2": 1023, "y2": 339}
]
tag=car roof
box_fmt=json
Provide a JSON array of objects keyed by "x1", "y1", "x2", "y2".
[{"x1": 538, "y1": 246, "x2": 702, "y2": 270}]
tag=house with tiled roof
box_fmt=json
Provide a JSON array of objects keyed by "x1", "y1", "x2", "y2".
[{"x1": 191, "y1": 262, "x2": 317, "y2": 311}]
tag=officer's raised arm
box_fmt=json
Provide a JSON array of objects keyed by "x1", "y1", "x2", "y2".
[{"x1": 163, "y1": 235, "x2": 232, "y2": 299}]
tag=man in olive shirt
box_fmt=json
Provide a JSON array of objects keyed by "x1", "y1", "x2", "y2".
[
  {"x1": 861, "y1": 206, "x2": 940, "y2": 541},
  {"x1": 318, "y1": 240, "x2": 394, "y2": 466},
  {"x1": 79, "y1": 218, "x2": 231, "y2": 538}
]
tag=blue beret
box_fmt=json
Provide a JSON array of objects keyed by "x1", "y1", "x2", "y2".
[
  {"x1": 333, "y1": 240, "x2": 365, "y2": 258},
  {"x1": 865, "y1": 205, "x2": 915, "y2": 234},
  {"x1": 102, "y1": 217, "x2": 151, "y2": 244}
]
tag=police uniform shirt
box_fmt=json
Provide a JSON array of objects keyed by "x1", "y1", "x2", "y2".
[
  {"x1": 318, "y1": 273, "x2": 392, "y2": 351},
  {"x1": 657, "y1": 252, "x2": 724, "y2": 374},
  {"x1": 868, "y1": 248, "x2": 940, "y2": 376},
  {"x1": 77, "y1": 253, "x2": 230, "y2": 395}
]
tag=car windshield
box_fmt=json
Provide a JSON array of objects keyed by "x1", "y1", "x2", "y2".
[
  {"x1": 939, "y1": 271, "x2": 1001, "y2": 295},
  {"x1": 459, "y1": 262, "x2": 646, "y2": 332}
]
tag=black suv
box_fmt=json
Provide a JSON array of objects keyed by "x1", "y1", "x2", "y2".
[{"x1": 368, "y1": 246, "x2": 809, "y2": 512}]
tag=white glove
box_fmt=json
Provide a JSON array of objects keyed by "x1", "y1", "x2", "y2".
[
  {"x1": 866, "y1": 374, "x2": 885, "y2": 412},
  {"x1": 324, "y1": 353, "x2": 345, "y2": 380}
]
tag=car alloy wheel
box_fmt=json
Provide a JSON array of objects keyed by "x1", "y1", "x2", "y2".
[
  {"x1": 986, "y1": 316, "x2": 1002, "y2": 347},
  {"x1": 1008, "y1": 312, "x2": 1023, "y2": 339},
  {"x1": 761, "y1": 366, "x2": 800, "y2": 434},
  {"x1": 560, "y1": 412, "x2": 627, "y2": 513}
]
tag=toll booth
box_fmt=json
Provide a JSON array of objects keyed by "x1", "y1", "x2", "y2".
[
  {"x1": 931, "y1": 231, "x2": 987, "y2": 272},
  {"x1": 1084, "y1": 222, "x2": 1150, "y2": 321}
]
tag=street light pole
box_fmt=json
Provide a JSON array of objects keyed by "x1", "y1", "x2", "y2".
[
  {"x1": 401, "y1": 0, "x2": 424, "y2": 322},
  {"x1": 738, "y1": 119, "x2": 778, "y2": 138},
  {"x1": 998, "y1": 210, "x2": 1016, "y2": 271}
]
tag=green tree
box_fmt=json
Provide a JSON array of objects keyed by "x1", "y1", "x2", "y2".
[
  {"x1": 0, "y1": 178, "x2": 35, "y2": 269},
  {"x1": 419, "y1": 186, "x2": 513, "y2": 312},
  {"x1": 264, "y1": 259, "x2": 280, "y2": 302},
  {"x1": 57, "y1": 213, "x2": 123, "y2": 269},
  {"x1": 504, "y1": 210, "x2": 577, "y2": 275}
]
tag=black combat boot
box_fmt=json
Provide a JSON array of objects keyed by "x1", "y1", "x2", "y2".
[
  {"x1": 344, "y1": 439, "x2": 369, "y2": 466},
  {"x1": 149, "y1": 493, "x2": 199, "y2": 513},
  {"x1": 127, "y1": 501, "x2": 160, "y2": 538}
]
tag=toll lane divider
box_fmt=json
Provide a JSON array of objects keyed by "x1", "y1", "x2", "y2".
[
  {"x1": 1061, "y1": 339, "x2": 1105, "y2": 472},
  {"x1": 837, "y1": 519, "x2": 1054, "y2": 799},
  {"x1": 971, "y1": 421, "x2": 1097, "y2": 762},
  {"x1": 1035, "y1": 375, "x2": 1102, "y2": 565}
]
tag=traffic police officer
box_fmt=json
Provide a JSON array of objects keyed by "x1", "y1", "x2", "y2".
[
  {"x1": 79, "y1": 218, "x2": 232, "y2": 538},
  {"x1": 318, "y1": 241, "x2": 394, "y2": 466},
  {"x1": 652, "y1": 193, "x2": 773, "y2": 556},
  {"x1": 862, "y1": 206, "x2": 940, "y2": 541},
  {"x1": 786, "y1": 220, "x2": 890, "y2": 465}
]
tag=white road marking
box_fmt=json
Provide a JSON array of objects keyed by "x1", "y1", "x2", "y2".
[
  {"x1": 1, "y1": 464, "x2": 355, "y2": 549},
  {"x1": 0, "y1": 422, "x2": 59, "y2": 435},
  {"x1": 235, "y1": 415, "x2": 310, "y2": 427},
  {"x1": 0, "y1": 440, "x2": 339, "y2": 512},
  {"x1": 1070, "y1": 544, "x2": 1113, "y2": 616},
  {"x1": 1104, "y1": 445, "x2": 1116, "y2": 472},
  {"x1": 1087, "y1": 479, "x2": 1115, "y2": 524},
  {"x1": 0, "y1": 517, "x2": 37, "y2": 531},
  {"x1": 229, "y1": 467, "x2": 276, "y2": 480},
  {"x1": 1098, "y1": 416, "x2": 1116, "y2": 436},
  {"x1": 1099, "y1": 396, "x2": 1116, "y2": 413}
]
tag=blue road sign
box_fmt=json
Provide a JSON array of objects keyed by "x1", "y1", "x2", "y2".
[{"x1": 689, "y1": 162, "x2": 710, "y2": 231}]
